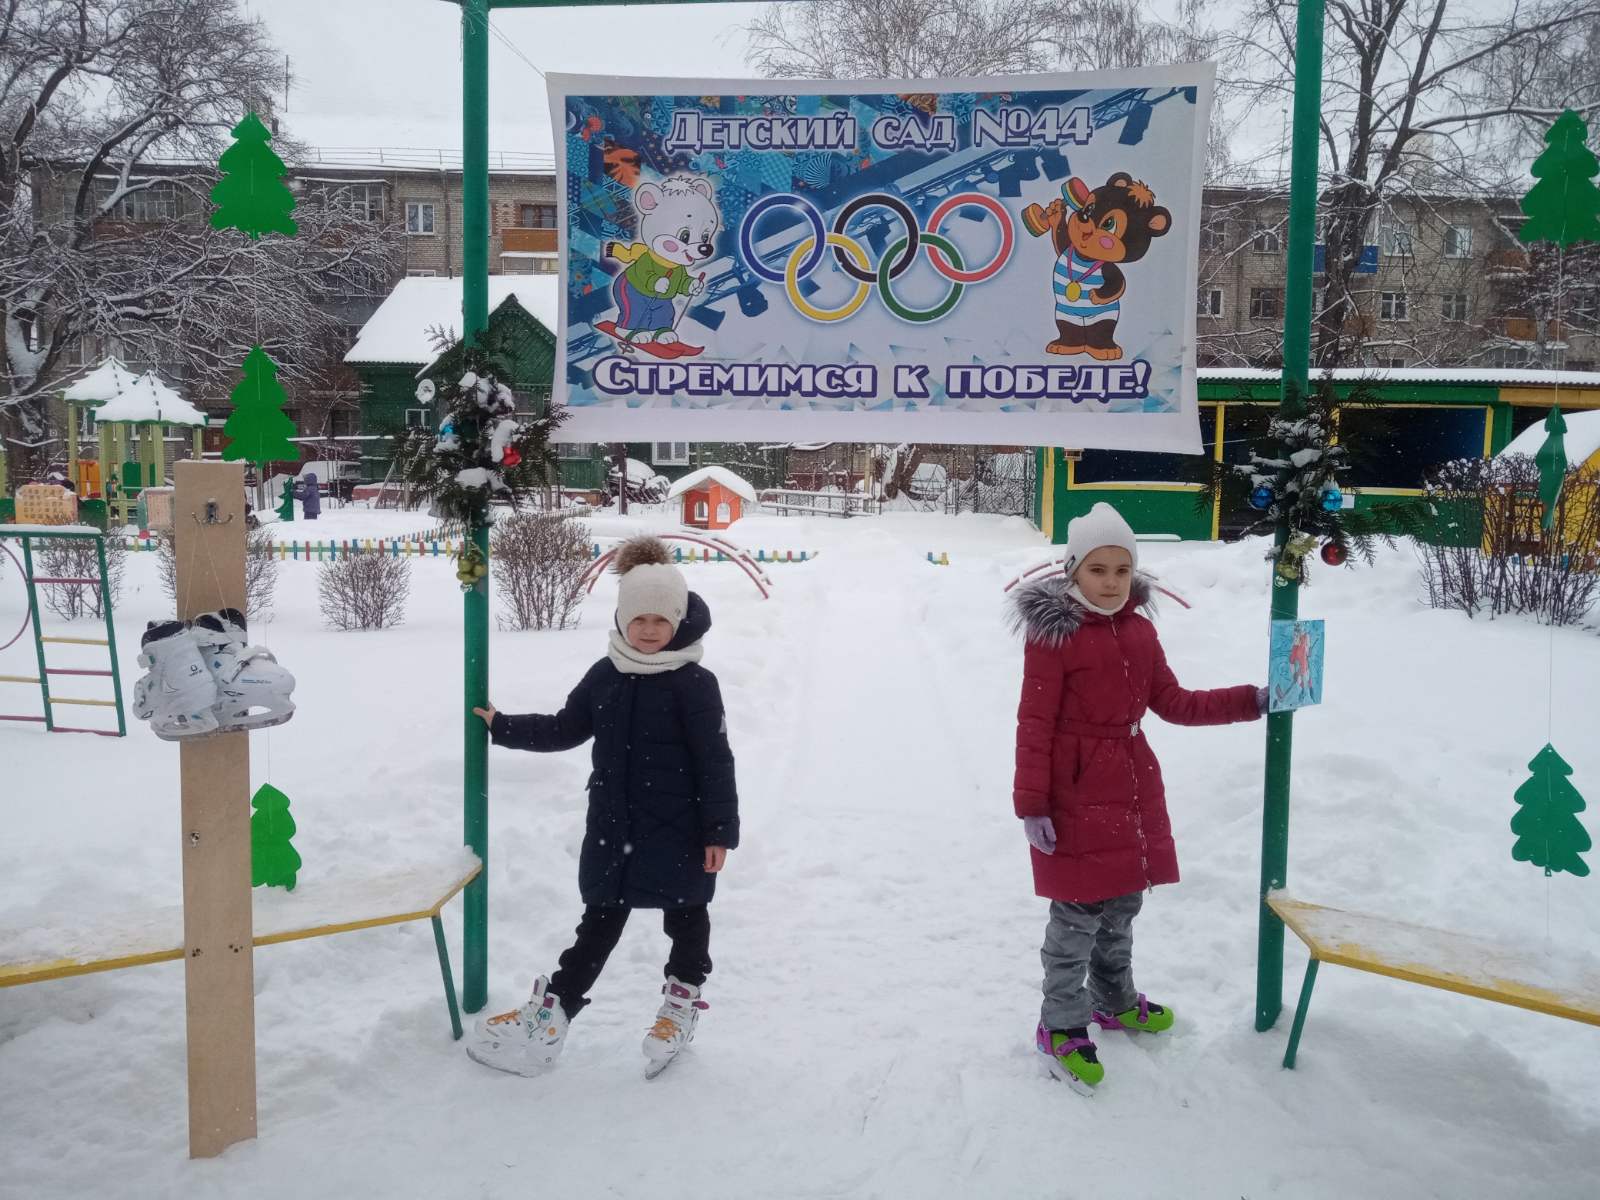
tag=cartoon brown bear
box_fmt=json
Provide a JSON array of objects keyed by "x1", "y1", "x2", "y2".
[{"x1": 1022, "y1": 172, "x2": 1171, "y2": 360}]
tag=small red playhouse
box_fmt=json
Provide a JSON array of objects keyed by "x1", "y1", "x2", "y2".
[{"x1": 668, "y1": 466, "x2": 757, "y2": 531}]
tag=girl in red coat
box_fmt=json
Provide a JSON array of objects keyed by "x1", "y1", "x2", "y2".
[{"x1": 1008, "y1": 503, "x2": 1264, "y2": 1093}]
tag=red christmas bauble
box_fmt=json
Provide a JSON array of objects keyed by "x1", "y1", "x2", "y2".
[
  {"x1": 1320, "y1": 540, "x2": 1348, "y2": 566},
  {"x1": 501, "y1": 447, "x2": 522, "y2": 468}
]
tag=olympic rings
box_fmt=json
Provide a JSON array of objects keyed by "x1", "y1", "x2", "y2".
[
  {"x1": 831, "y1": 193, "x2": 920, "y2": 283},
  {"x1": 738, "y1": 189, "x2": 1015, "y2": 323},
  {"x1": 741, "y1": 193, "x2": 827, "y2": 284},
  {"x1": 785, "y1": 233, "x2": 873, "y2": 323},
  {"x1": 925, "y1": 192, "x2": 1014, "y2": 284},
  {"x1": 877, "y1": 234, "x2": 964, "y2": 324}
]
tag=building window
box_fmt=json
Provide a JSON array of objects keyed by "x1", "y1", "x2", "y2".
[
  {"x1": 1198, "y1": 287, "x2": 1224, "y2": 318},
  {"x1": 1482, "y1": 345, "x2": 1537, "y2": 369},
  {"x1": 519, "y1": 203, "x2": 557, "y2": 228},
  {"x1": 694, "y1": 500, "x2": 709, "y2": 522},
  {"x1": 405, "y1": 407, "x2": 430, "y2": 429},
  {"x1": 653, "y1": 442, "x2": 689, "y2": 466},
  {"x1": 307, "y1": 182, "x2": 386, "y2": 222},
  {"x1": 1251, "y1": 222, "x2": 1282, "y2": 253},
  {"x1": 1442, "y1": 292, "x2": 1469, "y2": 322},
  {"x1": 405, "y1": 202, "x2": 436, "y2": 235},
  {"x1": 406, "y1": 269, "x2": 438, "y2": 277},
  {"x1": 557, "y1": 441, "x2": 592, "y2": 460},
  {"x1": 1382, "y1": 220, "x2": 1413, "y2": 257},
  {"x1": 1200, "y1": 220, "x2": 1227, "y2": 253},
  {"x1": 1571, "y1": 288, "x2": 1600, "y2": 321},
  {"x1": 329, "y1": 408, "x2": 357, "y2": 439},
  {"x1": 1375, "y1": 354, "x2": 1407, "y2": 368},
  {"x1": 1380, "y1": 291, "x2": 1409, "y2": 321},
  {"x1": 716, "y1": 501, "x2": 731, "y2": 524},
  {"x1": 529, "y1": 257, "x2": 559, "y2": 275},
  {"x1": 1444, "y1": 224, "x2": 1473, "y2": 259},
  {"x1": 1249, "y1": 288, "x2": 1282, "y2": 321}
]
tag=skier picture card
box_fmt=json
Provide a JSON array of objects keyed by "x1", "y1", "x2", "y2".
[
  {"x1": 1268, "y1": 620, "x2": 1325, "y2": 713},
  {"x1": 547, "y1": 66, "x2": 1214, "y2": 451}
]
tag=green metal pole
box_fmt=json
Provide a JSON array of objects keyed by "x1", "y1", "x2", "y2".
[
  {"x1": 20, "y1": 537, "x2": 53, "y2": 731},
  {"x1": 462, "y1": 0, "x2": 492, "y2": 1016},
  {"x1": 1257, "y1": 0, "x2": 1324, "y2": 1033},
  {"x1": 96, "y1": 534, "x2": 127, "y2": 737}
]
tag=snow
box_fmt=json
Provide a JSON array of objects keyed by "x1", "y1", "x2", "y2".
[
  {"x1": 345, "y1": 276, "x2": 560, "y2": 366},
  {"x1": 1500, "y1": 409, "x2": 1600, "y2": 467},
  {"x1": 666, "y1": 466, "x2": 758, "y2": 504},
  {"x1": 60, "y1": 358, "x2": 139, "y2": 405},
  {"x1": 91, "y1": 374, "x2": 207, "y2": 427},
  {"x1": 0, "y1": 523, "x2": 104, "y2": 536},
  {"x1": 2, "y1": 514, "x2": 1599, "y2": 1197},
  {"x1": 1201, "y1": 365, "x2": 1600, "y2": 388}
]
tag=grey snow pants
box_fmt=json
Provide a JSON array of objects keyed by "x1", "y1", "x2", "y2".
[{"x1": 1040, "y1": 890, "x2": 1143, "y2": 1031}]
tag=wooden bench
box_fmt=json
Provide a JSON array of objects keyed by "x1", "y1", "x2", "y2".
[
  {"x1": 0, "y1": 853, "x2": 482, "y2": 1040},
  {"x1": 1268, "y1": 893, "x2": 1600, "y2": 1068}
]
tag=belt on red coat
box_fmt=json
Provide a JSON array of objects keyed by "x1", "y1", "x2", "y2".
[{"x1": 1059, "y1": 718, "x2": 1142, "y2": 739}]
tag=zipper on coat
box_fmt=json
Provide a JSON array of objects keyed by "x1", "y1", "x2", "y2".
[{"x1": 1109, "y1": 620, "x2": 1152, "y2": 890}]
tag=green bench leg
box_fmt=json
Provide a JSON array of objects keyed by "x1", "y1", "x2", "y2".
[
  {"x1": 1283, "y1": 957, "x2": 1319, "y2": 1069},
  {"x1": 432, "y1": 914, "x2": 464, "y2": 1041}
]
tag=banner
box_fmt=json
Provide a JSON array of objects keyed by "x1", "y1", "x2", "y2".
[{"x1": 550, "y1": 67, "x2": 1213, "y2": 451}]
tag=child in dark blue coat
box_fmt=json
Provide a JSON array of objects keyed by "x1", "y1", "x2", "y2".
[{"x1": 466, "y1": 536, "x2": 739, "y2": 1077}]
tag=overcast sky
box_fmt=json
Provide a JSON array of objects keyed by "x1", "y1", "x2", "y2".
[{"x1": 247, "y1": 0, "x2": 768, "y2": 158}]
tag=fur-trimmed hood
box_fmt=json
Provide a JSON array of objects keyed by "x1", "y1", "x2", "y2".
[{"x1": 1006, "y1": 573, "x2": 1156, "y2": 647}]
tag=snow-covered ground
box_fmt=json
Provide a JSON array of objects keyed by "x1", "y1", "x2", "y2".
[{"x1": 2, "y1": 509, "x2": 1598, "y2": 1199}]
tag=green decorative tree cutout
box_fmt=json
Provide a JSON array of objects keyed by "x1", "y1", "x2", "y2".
[
  {"x1": 1511, "y1": 744, "x2": 1591, "y2": 878},
  {"x1": 1518, "y1": 110, "x2": 1600, "y2": 248},
  {"x1": 250, "y1": 783, "x2": 302, "y2": 890},
  {"x1": 276, "y1": 477, "x2": 295, "y2": 522},
  {"x1": 210, "y1": 112, "x2": 298, "y2": 239},
  {"x1": 1535, "y1": 406, "x2": 1568, "y2": 530},
  {"x1": 221, "y1": 345, "x2": 301, "y2": 466}
]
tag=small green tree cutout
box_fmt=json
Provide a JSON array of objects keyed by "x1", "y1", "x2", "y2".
[
  {"x1": 251, "y1": 783, "x2": 302, "y2": 890},
  {"x1": 1518, "y1": 110, "x2": 1600, "y2": 248},
  {"x1": 211, "y1": 112, "x2": 298, "y2": 239},
  {"x1": 1535, "y1": 406, "x2": 1568, "y2": 530},
  {"x1": 1511, "y1": 744, "x2": 1591, "y2": 878},
  {"x1": 222, "y1": 345, "x2": 301, "y2": 466},
  {"x1": 275, "y1": 477, "x2": 295, "y2": 522}
]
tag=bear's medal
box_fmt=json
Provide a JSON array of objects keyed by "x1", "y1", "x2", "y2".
[{"x1": 1065, "y1": 281, "x2": 1083, "y2": 302}]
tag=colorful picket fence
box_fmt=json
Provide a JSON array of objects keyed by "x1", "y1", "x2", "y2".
[
  {"x1": 120, "y1": 535, "x2": 464, "y2": 561},
  {"x1": 587, "y1": 544, "x2": 817, "y2": 564}
]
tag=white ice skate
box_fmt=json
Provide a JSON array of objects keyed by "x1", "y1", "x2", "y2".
[
  {"x1": 190, "y1": 608, "x2": 296, "y2": 732},
  {"x1": 642, "y1": 976, "x2": 708, "y2": 1079},
  {"x1": 465, "y1": 975, "x2": 568, "y2": 1076},
  {"x1": 131, "y1": 620, "x2": 220, "y2": 740}
]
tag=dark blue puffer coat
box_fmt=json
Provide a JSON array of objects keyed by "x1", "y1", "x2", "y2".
[{"x1": 489, "y1": 592, "x2": 739, "y2": 908}]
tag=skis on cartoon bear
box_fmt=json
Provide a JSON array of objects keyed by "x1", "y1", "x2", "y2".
[
  {"x1": 1022, "y1": 173, "x2": 1170, "y2": 362},
  {"x1": 599, "y1": 173, "x2": 721, "y2": 359}
]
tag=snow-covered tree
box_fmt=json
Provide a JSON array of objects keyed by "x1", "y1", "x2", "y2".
[
  {"x1": 0, "y1": 0, "x2": 399, "y2": 480},
  {"x1": 1215, "y1": 0, "x2": 1600, "y2": 368}
]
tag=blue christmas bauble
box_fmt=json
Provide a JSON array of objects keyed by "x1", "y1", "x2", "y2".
[
  {"x1": 1250, "y1": 484, "x2": 1275, "y2": 510},
  {"x1": 1320, "y1": 485, "x2": 1343, "y2": 512}
]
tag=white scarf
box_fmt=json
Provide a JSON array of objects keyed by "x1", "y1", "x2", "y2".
[
  {"x1": 1067, "y1": 581, "x2": 1126, "y2": 618},
  {"x1": 607, "y1": 629, "x2": 704, "y2": 675}
]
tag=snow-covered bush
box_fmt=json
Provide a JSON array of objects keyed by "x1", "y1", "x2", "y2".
[
  {"x1": 607, "y1": 457, "x2": 670, "y2": 505},
  {"x1": 492, "y1": 513, "x2": 591, "y2": 631},
  {"x1": 317, "y1": 552, "x2": 410, "y2": 631},
  {"x1": 36, "y1": 536, "x2": 124, "y2": 620},
  {"x1": 1412, "y1": 455, "x2": 1600, "y2": 626},
  {"x1": 158, "y1": 527, "x2": 279, "y2": 620}
]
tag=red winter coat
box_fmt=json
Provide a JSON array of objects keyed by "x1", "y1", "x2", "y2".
[{"x1": 1009, "y1": 575, "x2": 1260, "y2": 903}]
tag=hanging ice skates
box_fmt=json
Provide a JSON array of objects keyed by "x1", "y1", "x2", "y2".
[{"x1": 132, "y1": 608, "x2": 295, "y2": 740}]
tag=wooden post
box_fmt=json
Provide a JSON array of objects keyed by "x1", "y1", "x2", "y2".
[{"x1": 173, "y1": 460, "x2": 257, "y2": 1158}]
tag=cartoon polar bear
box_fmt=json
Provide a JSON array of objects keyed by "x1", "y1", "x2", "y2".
[{"x1": 602, "y1": 175, "x2": 720, "y2": 356}]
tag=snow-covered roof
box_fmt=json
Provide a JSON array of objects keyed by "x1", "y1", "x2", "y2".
[
  {"x1": 62, "y1": 358, "x2": 139, "y2": 404},
  {"x1": 1198, "y1": 366, "x2": 1600, "y2": 388},
  {"x1": 1499, "y1": 409, "x2": 1600, "y2": 465},
  {"x1": 92, "y1": 373, "x2": 207, "y2": 427},
  {"x1": 345, "y1": 276, "x2": 560, "y2": 366},
  {"x1": 667, "y1": 465, "x2": 758, "y2": 503}
]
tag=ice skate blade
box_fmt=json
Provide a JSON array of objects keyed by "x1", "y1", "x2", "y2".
[
  {"x1": 465, "y1": 1040, "x2": 552, "y2": 1077},
  {"x1": 643, "y1": 1053, "x2": 679, "y2": 1080},
  {"x1": 1042, "y1": 1055, "x2": 1098, "y2": 1097}
]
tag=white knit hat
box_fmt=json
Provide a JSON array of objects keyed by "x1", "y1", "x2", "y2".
[
  {"x1": 613, "y1": 537, "x2": 688, "y2": 631},
  {"x1": 1061, "y1": 502, "x2": 1139, "y2": 575}
]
